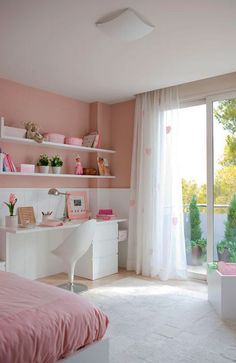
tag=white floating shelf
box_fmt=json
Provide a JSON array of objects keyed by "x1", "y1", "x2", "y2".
[
  {"x1": 0, "y1": 172, "x2": 115, "y2": 179},
  {"x1": 0, "y1": 118, "x2": 115, "y2": 154},
  {"x1": 0, "y1": 136, "x2": 115, "y2": 154}
]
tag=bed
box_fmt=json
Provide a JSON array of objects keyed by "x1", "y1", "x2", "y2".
[{"x1": 0, "y1": 271, "x2": 109, "y2": 363}]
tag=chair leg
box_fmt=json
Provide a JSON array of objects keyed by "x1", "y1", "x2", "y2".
[
  {"x1": 57, "y1": 262, "x2": 88, "y2": 294},
  {"x1": 69, "y1": 262, "x2": 76, "y2": 285}
]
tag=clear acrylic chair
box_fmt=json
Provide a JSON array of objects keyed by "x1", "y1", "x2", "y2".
[{"x1": 52, "y1": 219, "x2": 97, "y2": 293}]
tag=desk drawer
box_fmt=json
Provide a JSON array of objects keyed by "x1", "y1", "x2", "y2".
[
  {"x1": 93, "y1": 239, "x2": 118, "y2": 258},
  {"x1": 94, "y1": 223, "x2": 118, "y2": 242},
  {"x1": 93, "y1": 254, "x2": 118, "y2": 279}
]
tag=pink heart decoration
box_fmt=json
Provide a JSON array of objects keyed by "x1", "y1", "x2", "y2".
[
  {"x1": 172, "y1": 217, "x2": 178, "y2": 225},
  {"x1": 145, "y1": 148, "x2": 152, "y2": 156},
  {"x1": 130, "y1": 200, "x2": 136, "y2": 208}
]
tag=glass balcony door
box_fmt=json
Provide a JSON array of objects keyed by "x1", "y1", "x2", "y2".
[{"x1": 207, "y1": 92, "x2": 236, "y2": 264}]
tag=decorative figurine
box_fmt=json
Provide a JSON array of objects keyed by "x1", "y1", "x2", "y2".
[
  {"x1": 24, "y1": 121, "x2": 44, "y2": 143},
  {"x1": 75, "y1": 154, "x2": 83, "y2": 175}
]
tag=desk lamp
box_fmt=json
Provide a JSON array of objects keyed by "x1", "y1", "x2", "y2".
[{"x1": 48, "y1": 188, "x2": 68, "y2": 220}]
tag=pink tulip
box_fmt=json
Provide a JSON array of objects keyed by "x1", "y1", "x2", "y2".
[{"x1": 9, "y1": 193, "x2": 16, "y2": 205}]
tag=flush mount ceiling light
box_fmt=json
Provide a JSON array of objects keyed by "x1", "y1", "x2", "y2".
[{"x1": 96, "y1": 8, "x2": 155, "y2": 41}]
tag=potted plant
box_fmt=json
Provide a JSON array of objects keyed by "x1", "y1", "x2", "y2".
[
  {"x1": 37, "y1": 154, "x2": 50, "y2": 173},
  {"x1": 50, "y1": 155, "x2": 63, "y2": 174},
  {"x1": 217, "y1": 240, "x2": 230, "y2": 262},
  {"x1": 4, "y1": 193, "x2": 18, "y2": 228},
  {"x1": 189, "y1": 195, "x2": 205, "y2": 265}
]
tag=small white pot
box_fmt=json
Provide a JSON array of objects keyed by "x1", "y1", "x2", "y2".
[
  {"x1": 39, "y1": 165, "x2": 49, "y2": 173},
  {"x1": 5, "y1": 215, "x2": 18, "y2": 228},
  {"x1": 52, "y1": 166, "x2": 62, "y2": 174}
]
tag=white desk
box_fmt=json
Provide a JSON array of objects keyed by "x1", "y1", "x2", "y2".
[{"x1": 0, "y1": 219, "x2": 126, "y2": 280}]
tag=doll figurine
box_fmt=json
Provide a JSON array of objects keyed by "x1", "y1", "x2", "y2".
[{"x1": 75, "y1": 154, "x2": 83, "y2": 175}]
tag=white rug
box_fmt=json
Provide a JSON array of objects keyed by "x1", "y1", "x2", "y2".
[{"x1": 84, "y1": 277, "x2": 236, "y2": 363}]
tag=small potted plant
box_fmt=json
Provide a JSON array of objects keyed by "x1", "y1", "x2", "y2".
[
  {"x1": 37, "y1": 154, "x2": 50, "y2": 173},
  {"x1": 4, "y1": 193, "x2": 18, "y2": 228},
  {"x1": 50, "y1": 155, "x2": 63, "y2": 174},
  {"x1": 217, "y1": 240, "x2": 230, "y2": 262}
]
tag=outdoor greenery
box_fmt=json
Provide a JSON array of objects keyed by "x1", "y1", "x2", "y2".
[
  {"x1": 217, "y1": 194, "x2": 236, "y2": 262},
  {"x1": 182, "y1": 99, "x2": 236, "y2": 213},
  {"x1": 182, "y1": 99, "x2": 236, "y2": 263},
  {"x1": 189, "y1": 195, "x2": 201, "y2": 241},
  {"x1": 187, "y1": 195, "x2": 207, "y2": 262}
]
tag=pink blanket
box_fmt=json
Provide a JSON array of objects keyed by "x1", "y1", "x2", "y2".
[{"x1": 0, "y1": 271, "x2": 108, "y2": 363}]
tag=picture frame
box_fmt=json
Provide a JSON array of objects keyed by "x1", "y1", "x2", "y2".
[
  {"x1": 18, "y1": 206, "x2": 36, "y2": 226},
  {"x1": 66, "y1": 191, "x2": 89, "y2": 220}
]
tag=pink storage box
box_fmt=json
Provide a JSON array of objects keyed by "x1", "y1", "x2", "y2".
[
  {"x1": 218, "y1": 261, "x2": 236, "y2": 275},
  {"x1": 20, "y1": 164, "x2": 35, "y2": 173},
  {"x1": 44, "y1": 133, "x2": 65, "y2": 144},
  {"x1": 65, "y1": 137, "x2": 83, "y2": 146}
]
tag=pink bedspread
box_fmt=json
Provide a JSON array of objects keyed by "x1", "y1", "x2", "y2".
[{"x1": 0, "y1": 271, "x2": 108, "y2": 363}]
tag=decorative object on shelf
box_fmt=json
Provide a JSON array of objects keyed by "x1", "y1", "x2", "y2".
[
  {"x1": 4, "y1": 193, "x2": 18, "y2": 228},
  {"x1": 24, "y1": 121, "x2": 44, "y2": 143},
  {"x1": 96, "y1": 209, "x2": 116, "y2": 220},
  {"x1": 65, "y1": 137, "x2": 83, "y2": 146},
  {"x1": 83, "y1": 167, "x2": 97, "y2": 175},
  {"x1": 66, "y1": 191, "x2": 89, "y2": 220},
  {"x1": 44, "y1": 133, "x2": 65, "y2": 144},
  {"x1": 75, "y1": 154, "x2": 83, "y2": 175},
  {"x1": 50, "y1": 155, "x2": 63, "y2": 174},
  {"x1": 97, "y1": 157, "x2": 111, "y2": 176},
  {"x1": 18, "y1": 206, "x2": 36, "y2": 227},
  {"x1": 82, "y1": 131, "x2": 100, "y2": 148},
  {"x1": 20, "y1": 164, "x2": 35, "y2": 173},
  {"x1": 37, "y1": 154, "x2": 50, "y2": 173}
]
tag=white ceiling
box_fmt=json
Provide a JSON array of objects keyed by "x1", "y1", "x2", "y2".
[{"x1": 0, "y1": 0, "x2": 236, "y2": 104}]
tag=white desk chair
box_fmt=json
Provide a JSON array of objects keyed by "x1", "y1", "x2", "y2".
[{"x1": 52, "y1": 219, "x2": 97, "y2": 293}]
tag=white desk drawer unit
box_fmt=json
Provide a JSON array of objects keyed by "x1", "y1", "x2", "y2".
[
  {"x1": 75, "y1": 223, "x2": 119, "y2": 280},
  {"x1": 0, "y1": 260, "x2": 6, "y2": 271},
  {"x1": 0, "y1": 218, "x2": 126, "y2": 280}
]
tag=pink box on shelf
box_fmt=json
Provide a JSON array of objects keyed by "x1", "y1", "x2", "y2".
[
  {"x1": 65, "y1": 137, "x2": 83, "y2": 146},
  {"x1": 20, "y1": 164, "x2": 35, "y2": 173},
  {"x1": 43, "y1": 133, "x2": 65, "y2": 144}
]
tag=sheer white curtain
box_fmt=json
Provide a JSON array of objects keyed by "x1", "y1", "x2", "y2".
[{"x1": 127, "y1": 87, "x2": 186, "y2": 280}]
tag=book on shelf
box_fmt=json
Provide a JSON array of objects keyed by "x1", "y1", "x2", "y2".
[{"x1": 0, "y1": 152, "x2": 16, "y2": 172}]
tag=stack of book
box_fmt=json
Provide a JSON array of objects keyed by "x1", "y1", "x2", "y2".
[{"x1": 96, "y1": 209, "x2": 116, "y2": 221}]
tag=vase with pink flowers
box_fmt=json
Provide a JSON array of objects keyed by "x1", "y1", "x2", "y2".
[{"x1": 4, "y1": 193, "x2": 18, "y2": 228}]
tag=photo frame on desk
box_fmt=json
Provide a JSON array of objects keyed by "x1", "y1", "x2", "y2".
[
  {"x1": 18, "y1": 207, "x2": 36, "y2": 226},
  {"x1": 67, "y1": 191, "x2": 89, "y2": 220}
]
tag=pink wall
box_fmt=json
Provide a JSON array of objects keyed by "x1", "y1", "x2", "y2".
[
  {"x1": 0, "y1": 78, "x2": 134, "y2": 189},
  {"x1": 0, "y1": 78, "x2": 90, "y2": 188},
  {"x1": 111, "y1": 100, "x2": 135, "y2": 188}
]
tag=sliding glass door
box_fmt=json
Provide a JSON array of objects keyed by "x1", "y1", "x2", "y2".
[{"x1": 207, "y1": 93, "x2": 236, "y2": 264}]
